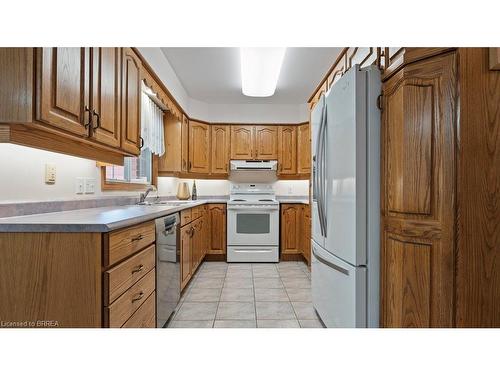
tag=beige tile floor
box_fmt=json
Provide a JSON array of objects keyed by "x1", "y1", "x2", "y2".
[{"x1": 168, "y1": 261, "x2": 324, "y2": 328}]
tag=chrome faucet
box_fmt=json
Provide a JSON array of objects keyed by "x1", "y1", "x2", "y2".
[{"x1": 139, "y1": 185, "x2": 156, "y2": 204}]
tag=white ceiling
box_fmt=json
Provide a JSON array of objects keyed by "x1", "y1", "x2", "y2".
[{"x1": 161, "y1": 47, "x2": 342, "y2": 105}]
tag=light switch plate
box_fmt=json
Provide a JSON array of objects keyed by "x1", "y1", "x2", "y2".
[
  {"x1": 45, "y1": 163, "x2": 56, "y2": 184},
  {"x1": 84, "y1": 178, "x2": 96, "y2": 194},
  {"x1": 75, "y1": 177, "x2": 84, "y2": 194}
]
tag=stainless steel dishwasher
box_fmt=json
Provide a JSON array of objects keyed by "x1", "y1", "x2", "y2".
[{"x1": 155, "y1": 213, "x2": 180, "y2": 327}]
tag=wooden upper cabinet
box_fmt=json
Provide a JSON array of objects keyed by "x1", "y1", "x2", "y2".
[
  {"x1": 158, "y1": 111, "x2": 182, "y2": 174},
  {"x1": 181, "y1": 115, "x2": 189, "y2": 172},
  {"x1": 297, "y1": 123, "x2": 311, "y2": 174},
  {"x1": 120, "y1": 47, "x2": 142, "y2": 155},
  {"x1": 381, "y1": 52, "x2": 457, "y2": 328},
  {"x1": 189, "y1": 121, "x2": 210, "y2": 173},
  {"x1": 211, "y1": 125, "x2": 230, "y2": 174},
  {"x1": 91, "y1": 47, "x2": 121, "y2": 148},
  {"x1": 207, "y1": 204, "x2": 226, "y2": 255},
  {"x1": 278, "y1": 126, "x2": 297, "y2": 175},
  {"x1": 254, "y1": 126, "x2": 278, "y2": 159},
  {"x1": 230, "y1": 125, "x2": 254, "y2": 159},
  {"x1": 36, "y1": 47, "x2": 90, "y2": 137}
]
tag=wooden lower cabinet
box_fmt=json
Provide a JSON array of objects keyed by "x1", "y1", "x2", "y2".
[
  {"x1": 281, "y1": 204, "x2": 301, "y2": 255},
  {"x1": 280, "y1": 203, "x2": 311, "y2": 262},
  {"x1": 180, "y1": 223, "x2": 193, "y2": 290},
  {"x1": 179, "y1": 205, "x2": 211, "y2": 291},
  {"x1": 207, "y1": 204, "x2": 226, "y2": 255},
  {"x1": 0, "y1": 220, "x2": 157, "y2": 328},
  {"x1": 301, "y1": 205, "x2": 311, "y2": 264}
]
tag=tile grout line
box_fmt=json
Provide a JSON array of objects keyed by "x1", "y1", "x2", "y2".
[{"x1": 212, "y1": 263, "x2": 228, "y2": 328}]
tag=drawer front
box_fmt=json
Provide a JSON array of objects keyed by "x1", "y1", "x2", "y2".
[
  {"x1": 104, "y1": 244, "x2": 155, "y2": 305},
  {"x1": 192, "y1": 205, "x2": 202, "y2": 220},
  {"x1": 105, "y1": 221, "x2": 155, "y2": 266},
  {"x1": 105, "y1": 268, "x2": 155, "y2": 328},
  {"x1": 180, "y1": 208, "x2": 192, "y2": 226},
  {"x1": 122, "y1": 291, "x2": 156, "y2": 328}
]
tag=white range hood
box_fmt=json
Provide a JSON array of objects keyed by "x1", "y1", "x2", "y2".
[{"x1": 230, "y1": 160, "x2": 277, "y2": 171}]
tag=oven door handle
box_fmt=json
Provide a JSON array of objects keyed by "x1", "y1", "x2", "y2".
[{"x1": 227, "y1": 207, "x2": 279, "y2": 212}]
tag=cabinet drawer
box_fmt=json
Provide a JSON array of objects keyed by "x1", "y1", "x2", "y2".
[
  {"x1": 192, "y1": 206, "x2": 202, "y2": 220},
  {"x1": 122, "y1": 291, "x2": 156, "y2": 328},
  {"x1": 105, "y1": 221, "x2": 155, "y2": 266},
  {"x1": 180, "y1": 209, "x2": 192, "y2": 226},
  {"x1": 104, "y1": 244, "x2": 155, "y2": 305},
  {"x1": 105, "y1": 268, "x2": 155, "y2": 328}
]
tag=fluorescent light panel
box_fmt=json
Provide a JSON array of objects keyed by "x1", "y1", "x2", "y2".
[{"x1": 240, "y1": 47, "x2": 286, "y2": 97}]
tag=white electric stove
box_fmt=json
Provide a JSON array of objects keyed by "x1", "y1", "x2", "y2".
[{"x1": 226, "y1": 183, "x2": 279, "y2": 262}]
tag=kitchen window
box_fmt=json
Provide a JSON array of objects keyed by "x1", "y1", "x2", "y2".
[{"x1": 101, "y1": 81, "x2": 165, "y2": 191}]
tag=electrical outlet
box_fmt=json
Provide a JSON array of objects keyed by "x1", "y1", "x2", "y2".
[
  {"x1": 84, "y1": 178, "x2": 96, "y2": 194},
  {"x1": 45, "y1": 163, "x2": 56, "y2": 184},
  {"x1": 75, "y1": 178, "x2": 84, "y2": 194},
  {"x1": 288, "y1": 186, "x2": 293, "y2": 194}
]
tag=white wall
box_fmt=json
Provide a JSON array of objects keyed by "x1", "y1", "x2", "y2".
[
  {"x1": 0, "y1": 144, "x2": 139, "y2": 203},
  {"x1": 0, "y1": 144, "x2": 308, "y2": 203},
  {"x1": 138, "y1": 47, "x2": 308, "y2": 124},
  {"x1": 158, "y1": 177, "x2": 308, "y2": 197}
]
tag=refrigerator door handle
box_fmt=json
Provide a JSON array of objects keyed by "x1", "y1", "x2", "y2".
[
  {"x1": 318, "y1": 100, "x2": 328, "y2": 236},
  {"x1": 312, "y1": 247, "x2": 350, "y2": 276},
  {"x1": 316, "y1": 96, "x2": 326, "y2": 236}
]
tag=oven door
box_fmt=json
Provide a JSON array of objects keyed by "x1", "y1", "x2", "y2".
[{"x1": 227, "y1": 205, "x2": 279, "y2": 246}]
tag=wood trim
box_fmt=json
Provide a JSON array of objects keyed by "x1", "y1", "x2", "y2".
[
  {"x1": 489, "y1": 47, "x2": 500, "y2": 70},
  {"x1": 308, "y1": 47, "x2": 349, "y2": 103},
  {"x1": 100, "y1": 155, "x2": 158, "y2": 191},
  {"x1": 381, "y1": 48, "x2": 457, "y2": 81},
  {"x1": 1, "y1": 123, "x2": 126, "y2": 165},
  {"x1": 133, "y1": 48, "x2": 185, "y2": 119}
]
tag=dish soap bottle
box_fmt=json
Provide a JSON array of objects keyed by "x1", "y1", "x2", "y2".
[{"x1": 192, "y1": 180, "x2": 197, "y2": 200}]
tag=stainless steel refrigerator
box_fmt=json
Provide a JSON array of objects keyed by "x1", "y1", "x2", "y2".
[{"x1": 311, "y1": 65, "x2": 381, "y2": 328}]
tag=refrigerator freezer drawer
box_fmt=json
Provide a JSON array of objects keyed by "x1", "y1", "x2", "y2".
[{"x1": 311, "y1": 241, "x2": 367, "y2": 328}]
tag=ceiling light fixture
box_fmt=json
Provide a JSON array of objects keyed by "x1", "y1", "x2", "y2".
[{"x1": 240, "y1": 47, "x2": 286, "y2": 97}]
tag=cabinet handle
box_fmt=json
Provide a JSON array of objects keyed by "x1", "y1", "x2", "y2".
[
  {"x1": 132, "y1": 291, "x2": 145, "y2": 302},
  {"x1": 84, "y1": 106, "x2": 92, "y2": 132},
  {"x1": 140, "y1": 137, "x2": 145, "y2": 149},
  {"x1": 92, "y1": 109, "x2": 100, "y2": 130},
  {"x1": 131, "y1": 234, "x2": 144, "y2": 242},
  {"x1": 189, "y1": 161, "x2": 192, "y2": 171},
  {"x1": 183, "y1": 159, "x2": 186, "y2": 170},
  {"x1": 131, "y1": 264, "x2": 144, "y2": 274}
]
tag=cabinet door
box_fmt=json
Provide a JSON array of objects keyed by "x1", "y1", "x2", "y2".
[
  {"x1": 180, "y1": 224, "x2": 192, "y2": 291},
  {"x1": 280, "y1": 204, "x2": 301, "y2": 254},
  {"x1": 91, "y1": 47, "x2": 121, "y2": 147},
  {"x1": 121, "y1": 47, "x2": 142, "y2": 155},
  {"x1": 302, "y1": 205, "x2": 311, "y2": 264},
  {"x1": 208, "y1": 204, "x2": 227, "y2": 255},
  {"x1": 211, "y1": 125, "x2": 230, "y2": 174},
  {"x1": 230, "y1": 125, "x2": 254, "y2": 159},
  {"x1": 255, "y1": 126, "x2": 278, "y2": 159},
  {"x1": 158, "y1": 111, "x2": 182, "y2": 173},
  {"x1": 189, "y1": 121, "x2": 210, "y2": 173},
  {"x1": 191, "y1": 218, "x2": 202, "y2": 273},
  {"x1": 37, "y1": 47, "x2": 90, "y2": 137},
  {"x1": 278, "y1": 126, "x2": 297, "y2": 175},
  {"x1": 381, "y1": 52, "x2": 457, "y2": 328},
  {"x1": 181, "y1": 115, "x2": 189, "y2": 172},
  {"x1": 297, "y1": 123, "x2": 311, "y2": 174}
]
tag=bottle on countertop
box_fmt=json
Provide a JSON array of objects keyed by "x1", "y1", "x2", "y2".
[{"x1": 192, "y1": 180, "x2": 197, "y2": 200}]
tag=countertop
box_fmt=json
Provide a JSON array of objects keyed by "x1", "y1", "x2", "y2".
[{"x1": 0, "y1": 197, "x2": 309, "y2": 233}]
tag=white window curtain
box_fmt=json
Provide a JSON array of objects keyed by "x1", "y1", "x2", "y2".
[{"x1": 141, "y1": 84, "x2": 165, "y2": 156}]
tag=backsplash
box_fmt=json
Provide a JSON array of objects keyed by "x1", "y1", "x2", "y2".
[{"x1": 1, "y1": 144, "x2": 309, "y2": 217}]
